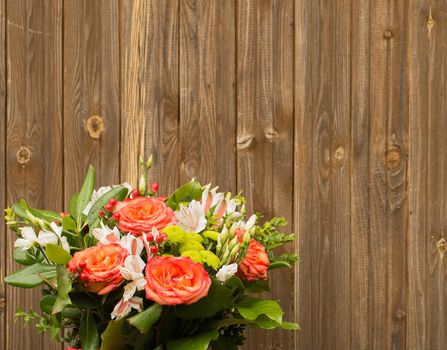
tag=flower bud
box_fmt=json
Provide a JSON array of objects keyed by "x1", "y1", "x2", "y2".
[{"x1": 139, "y1": 174, "x2": 147, "y2": 196}]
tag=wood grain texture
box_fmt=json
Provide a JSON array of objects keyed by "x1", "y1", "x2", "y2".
[
  {"x1": 64, "y1": 0, "x2": 120, "y2": 195},
  {"x1": 407, "y1": 2, "x2": 447, "y2": 349},
  {"x1": 294, "y1": 0, "x2": 351, "y2": 348},
  {"x1": 120, "y1": 0, "x2": 179, "y2": 193},
  {"x1": 5, "y1": 1, "x2": 62, "y2": 349},
  {"x1": 351, "y1": 0, "x2": 408, "y2": 349},
  {"x1": 238, "y1": 1, "x2": 295, "y2": 349},
  {"x1": 0, "y1": 0, "x2": 5, "y2": 346},
  {"x1": 179, "y1": 0, "x2": 236, "y2": 191}
]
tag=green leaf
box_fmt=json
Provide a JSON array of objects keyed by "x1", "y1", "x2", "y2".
[
  {"x1": 80, "y1": 310, "x2": 99, "y2": 350},
  {"x1": 52, "y1": 265, "x2": 72, "y2": 314},
  {"x1": 61, "y1": 307, "x2": 82, "y2": 319},
  {"x1": 40, "y1": 294, "x2": 57, "y2": 314},
  {"x1": 175, "y1": 279, "x2": 233, "y2": 320},
  {"x1": 87, "y1": 185, "x2": 129, "y2": 229},
  {"x1": 5, "y1": 263, "x2": 56, "y2": 288},
  {"x1": 12, "y1": 201, "x2": 61, "y2": 223},
  {"x1": 224, "y1": 276, "x2": 245, "y2": 292},
  {"x1": 46, "y1": 244, "x2": 72, "y2": 265},
  {"x1": 27, "y1": 207, "x2": 61, "y2": 223},
  {"x1": 167, "y1": 329, "x2": 219, "y2": 350},
  {"x1": 166, "y1": 180, "x2": 202, "y2": 210},
  {"x1": 128, "y1": 303, "x2": 162, "y2": 334},
  {"x1": 236, "y1": 298, "x2": 283, "y2": 324},
  {"x1": 101, "y1": 319, "x2": 128, "y2": 350},
  {"x1": 69, "y1": 193, "x2": 79, "y2": 216},
  {"x1": 245, "y1": 279, "x2": 270, "y2": 294},
  {"x1": 75, "y1": 165, "x2": 96, "y2": 221},
  {"x1": 63, "y1": 215, "x2": 77, "y2": 231},
  {"x1": 13, "y1": 247, "x2": 36, "y2": 265},
  {"x1": 70, "y1": 293, "x2": 101, "y2": 309},
  {"x1": 252, "y1": 316, "x2": 300, "y2": 330},
  {"x1": 12, "y1": 202, "x2": 29, "y2": 221}
]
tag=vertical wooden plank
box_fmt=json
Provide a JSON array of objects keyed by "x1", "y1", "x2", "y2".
[
  {"x1": 238, "y1": 1, "x2": 294, "y2": 349},
  {"x1": 294, "y1": 0, "x2": 351, "y2": 348},
  {"x1": 0, "y1": 0, "x2": 5, "y2": 347},
  {"x1": 407, "y1": 1, "x2": 447, "y2": 349},
  {"x1": 179, "y1": 0, "x2": 236, "y2": 190},
  {"x1": 351, "y1": 0, "x2": 408, "y2": 349},
  {"x1": 64, "y1": 0, "x2": 120, "y2": 196},
  {"x1": 120, "y1": 0, "x2": 179, "y2": 192},
  {"x1": 6, "y1": 1, "x2": 62, "y2": 349}
]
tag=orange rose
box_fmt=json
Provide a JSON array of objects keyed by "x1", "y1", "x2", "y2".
[
  {"x1": 145, "y1": 256, "x2": 211, "y2": 305},
  {"x1": 237, "y1": 239, "x2": 270, "y2": 282},
  {"x1": 115, "y1": 197, "x2": 175, "y2": 235},
  {"x1": 68, "y1": 244, "x2": 128, "y2": 295}
]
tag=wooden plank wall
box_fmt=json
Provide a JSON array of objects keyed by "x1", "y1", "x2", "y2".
[{"x1": 0, "y1": 1, "x2": 446, "y2": 349}]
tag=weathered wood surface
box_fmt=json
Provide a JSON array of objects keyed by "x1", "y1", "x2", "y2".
[{"x1": 1, "y1": 1, "x2": 447, "y2": 349}]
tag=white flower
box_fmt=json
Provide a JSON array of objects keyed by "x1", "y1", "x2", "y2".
[
  {"x1": 175, "y1": 200, "x2": 207, "y2": 233},
  {"x1": 93, "y1": 223, "x2": 121, "y2": 244},
  {"x1": 119, "y1": 234, "x2": 144, "y2": 255},
  {"x1": 83, "y1": 182, "x2": 133, "y2": 215},
  {"x1": 216, "y1": 263, "x2": 238, "y2": 282},
  {"x1": 119, "y1": 238, "x2": 147, "y2": 300},
  {"x1": 201, "y1": 184, "x2": 224, "y2": 213},
  {"x1": 120, "y1": 255, "x2": 146, "y2": 282},
  {"x1": 111, "y1": 296, "x2": 143, "y2": 320},
  {"x1": 231, "y1": 214, "x2": 257, "y2": 232},
  {"x1": 14, "y1": 227, "x2": 38, "y2": 250},
  {"x1": 38, "y1": 222, "x2": 70, "y2": 252},
  {"x1": 214, "y1": 197, "x2": 240, "y2": 221}
]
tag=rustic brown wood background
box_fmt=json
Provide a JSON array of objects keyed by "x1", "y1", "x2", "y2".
[{"x1": 0, "y1": 0, "x2": 446, "y2": 349}]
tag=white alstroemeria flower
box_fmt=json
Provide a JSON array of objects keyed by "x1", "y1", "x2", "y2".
[
  {"x1": 38, "y1": 222, "x2": 70, "y2": 252},
  {"x1": 119, "y1": 234, "x2": 144, "y2": 255},
  {"x1": 119, "y1": 237, "x2": 147, "y2": 301},
  {"x1": 216, "y1": 263, "x2": 238, "y2": 282},
  {"x1": 231, "y1": 214, "x2": 257, "y2": 233},
  {"x1": 175, "y1": 200, "x2": 207, "y2": 233},
  {"x1": 214, "y1": 196, "x2": 241, "y2": 221},
  {"x1": 83, "y1": 182, "x2": 134, "y2": 215},
  {"x1": 201, "y1": 184, "x2": 224, "y2": 213},
  {"x1": 14, "y1": 227, "x2": 38, "y2": 250},
  {"x1": 93, "y1": 223, "x2": 121, "y2": 244},
  {"x1": 111, "y1": 296, "x2": 143, "y2": 320}
]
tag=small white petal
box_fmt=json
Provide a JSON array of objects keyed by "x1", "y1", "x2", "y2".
[
  {"x1": 37, "y1": 231, "x2": 58, "y2": 246},
  {"x1": 60, "y1": 236, "x2": 70, "y2": 253},
  {"x1": 216, "y1": 263, "x2": 238, "y2": 282},
  {"x1": 20, "y1": 227, "x2": 37, "y2": 242},
  {"x1": 14, "y1": 238, "x2": 33, "y2": 250},
  {"x1": 49, "y1": 222, "x2": 63, "y2": 237}
]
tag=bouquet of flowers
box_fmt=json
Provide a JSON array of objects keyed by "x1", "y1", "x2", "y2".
[{"x1": 5, "y1": 157, "x2": 298, "y2": 350}]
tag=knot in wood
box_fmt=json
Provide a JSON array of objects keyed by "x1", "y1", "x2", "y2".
[
  {"x1": 436, "y1": 237, "x2": 447, "y2": 259},
  {"x1": 383, "y1": 30, "x2": 393, "y2": 40},
  {"x1": 334, "y1": 146, "x2": 345, "y2": 160},
  {"x1": 85, "y1": 115, "x2": 104, "y2": 139},
  {"x1": 0, "y1": 297, "x2": 5, "y2": 311},
  {"x1": 264, "y1": 127, "x2": 278, "y2": 142},
  {"x1": 16, "y1": 146, "x2": 31, "y2": 165},
  {"x1": 395, "y1": 310, "x2": 406, "y2": 321},
  {"x1": 237, "y1": 134, "x2": 255, "y2": 151},
  {"x1": 386, "y1": 147, "x2": 401, "y2": 169}
]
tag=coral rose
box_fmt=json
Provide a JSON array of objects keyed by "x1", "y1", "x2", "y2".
[
  {"x1": 237, "y1": 239, "x2": 270, "y2": 282},
  {"x1": 115, "y1": 197, "x2": 175, "y2": 235},
  {"x1": 68, "y1": 244, "x2": 128, "y2": 295},
  {"x1": 145, "y1": 256, "x2": 211, "y2": 305}
]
